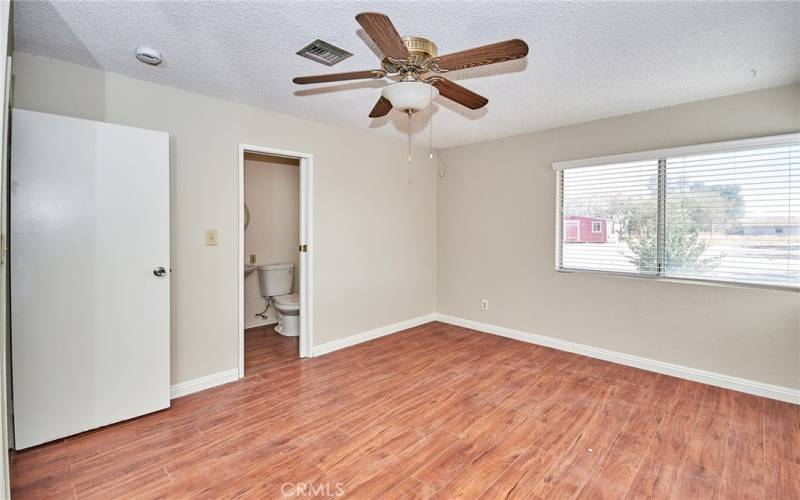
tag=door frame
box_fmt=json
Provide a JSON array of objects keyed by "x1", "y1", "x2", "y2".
[
  {"x1": 238, "y1": 144, "x2": 314, "y2": 378},
  {"x1": 0, "y1": 2, "x2": 11, "y2": 487}
]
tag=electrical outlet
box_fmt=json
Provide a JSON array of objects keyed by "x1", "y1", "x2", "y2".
[
  {"x1": 249, "y1": 254, "x2": 257, "y2": 264},
  {"x1": 481, "y1": 299, "x2": 489, "y2": 311},
  {"x1": 205, "y1": 229, "x2": 219, "y2": 246}
]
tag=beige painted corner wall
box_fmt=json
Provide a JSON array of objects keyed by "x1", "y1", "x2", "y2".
[
  {"x1": 437, "y1": 84, "x2": 800, "y2": 390},
  {"x1": 11, "y1": 52, "x2": 436, "y2": 385},
  {"x1": 244, "y1": 154, "x2": 300, "y2": 329}
]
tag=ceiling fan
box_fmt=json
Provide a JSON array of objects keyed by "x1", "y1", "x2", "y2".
[{"x1": 292, "y1": 12, "x2": 529, "y2": 118}]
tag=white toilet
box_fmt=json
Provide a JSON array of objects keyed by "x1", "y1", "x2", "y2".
[{"x1": 256, "y1": 262, "x2": 300, "y2": 337}]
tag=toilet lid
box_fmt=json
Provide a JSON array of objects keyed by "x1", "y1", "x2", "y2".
[{"x1": 274, "y1": 293, "x2": 299, "y2": 307}]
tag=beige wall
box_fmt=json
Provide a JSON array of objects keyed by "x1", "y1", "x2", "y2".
[
  {"x1": 12, "y1": 51, "x2": 798, "y2": 392},
  {"x1": 437, "y1": 84, "x2": 800, "y2": 390},
  {"x1": 11, "y1": 52, "x2": 436, "y2": 385},
  {"x1": 244, "y1": 154, "x2": 300, "y2": 328}
]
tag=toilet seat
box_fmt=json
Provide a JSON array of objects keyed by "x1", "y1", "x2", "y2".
[{"x1": 273, "y1": 293, "x2": 299, "y2": 312}]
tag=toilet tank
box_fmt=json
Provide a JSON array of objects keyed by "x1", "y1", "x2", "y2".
[{"x1": 257, "y1": 263, "x2": 294, "y2": 297}]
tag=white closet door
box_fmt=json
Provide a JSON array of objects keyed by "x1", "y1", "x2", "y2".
[{"x1": 10, "y1": 109, "x2": 170, "y2": 449}]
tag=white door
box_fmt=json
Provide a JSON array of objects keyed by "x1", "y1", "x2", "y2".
[{"x1": 10, "y1": 109, "x2": 170, "y2": 449}]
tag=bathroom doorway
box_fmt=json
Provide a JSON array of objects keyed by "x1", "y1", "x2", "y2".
[{"x1": 238, "y1": 145, "x2": 314, "y2": 378}]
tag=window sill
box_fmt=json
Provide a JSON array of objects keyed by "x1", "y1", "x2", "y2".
[{"x1": 556, "y1": 267, "x2": 799, "y2": 293}]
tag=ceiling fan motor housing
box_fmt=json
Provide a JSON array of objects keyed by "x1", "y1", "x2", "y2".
[
  {"x1": 384, "y1": 36, "x2": 438, "y2": 74},
  {"x1": 402, "y1": 36, "x2": 437, "y2": 59}
]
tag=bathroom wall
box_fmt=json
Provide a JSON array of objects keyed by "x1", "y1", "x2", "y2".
[
  {"x1": 11, "y1": 52, "x2": 437, "y2": 385},
  {"x1": 244, "y1": 153, "x2": 300, "y2": 328},
  {"x1": 436, "y1": 83, "x2": 800, "y2": 390}
]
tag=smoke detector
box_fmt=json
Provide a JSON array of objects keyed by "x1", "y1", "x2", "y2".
[{"x1": 135, "y1": 47, "x2": 162, "y2": 66}]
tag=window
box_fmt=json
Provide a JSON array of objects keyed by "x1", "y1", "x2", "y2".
[{"x1": 555, "y1": 134, "x2": 799, "y2": 290}]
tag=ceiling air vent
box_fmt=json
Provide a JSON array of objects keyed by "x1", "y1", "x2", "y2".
[{"x1": 296, "y1": 39, "x2": 353, "y2": 66}]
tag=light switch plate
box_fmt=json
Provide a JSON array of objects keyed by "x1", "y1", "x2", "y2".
[{"x1": 205, "y1": 229, "x2": 219, "y2": 246}]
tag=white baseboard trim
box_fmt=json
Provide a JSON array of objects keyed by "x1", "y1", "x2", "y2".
[
  {"x1": 170, "y1": 315, "x2": 437, "y2": 399},
  {"x1": 244, "y1": 322, "x2": 272, "y2": 330},
  {"x1": 170, "y1": 368, "x2": 239, "y2": 399},
  {"x1": 169, "y1": 314, "x2": 798, "y2": 404},
  {"x1": 312, "y1": 313, "x2": 437, "y2": 357},
  {"x1": 245, "y1": 319, "x2": 276, "y2": 330},
  {"x1": 436, "y1": 314, "x2": 800, "y2": 405}
]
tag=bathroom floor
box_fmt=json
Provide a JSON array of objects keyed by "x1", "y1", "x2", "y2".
[{"x1": 244, "y1": 324, "x2": 300, "y2": 377}]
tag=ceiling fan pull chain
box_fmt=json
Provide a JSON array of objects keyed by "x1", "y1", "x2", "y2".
[
  {"x1": 408, "y1": 111, "x2": 413, "y2": 163},
  {"x1": 429, "y1": 85, "x2": 434, "y2": 160}
]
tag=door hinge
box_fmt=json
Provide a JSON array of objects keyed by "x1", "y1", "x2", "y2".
[
  {"x1": 0, "y1": 233, "x2": 6, "y2": 265},
  {"x1": 299, "y1": 244, "x2": 307, "y2": 253}
]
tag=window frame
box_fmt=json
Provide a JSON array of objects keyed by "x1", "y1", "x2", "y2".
[
  {"x1": 553, "y1": 133, "x2": 800, "y2": 292},
  {"x1": 591, "y1": 221, "x2": 602, "y2": 233}
]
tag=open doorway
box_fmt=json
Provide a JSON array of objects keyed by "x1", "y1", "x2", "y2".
[{"x1": 238, "y1": 145, "x2": 313, "y2": 378}]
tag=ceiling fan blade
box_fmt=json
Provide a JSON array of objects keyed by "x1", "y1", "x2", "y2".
[
  {"x1": 369, "y1": 96, "x2": 393, "y2": 118},
  {"x1": 293, "y1": 70, "x2": 384, "y2": 85},
  {"x1": 435, "y1": 39, "x2": 529, "y2": 72},
  {"x1": 431, "y1": 78, "x2": 488, "y2": 110},
  {"x1": 355, "y1": 12, "x2": 410, "y2": 60}
]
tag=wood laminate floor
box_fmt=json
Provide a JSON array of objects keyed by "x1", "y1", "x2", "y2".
[
  {"x1": 10, "y1": 322, "x2": 800, "y2": 499},
  {"x1": 244, "y1": 324, "x2": 300, "y2": 377}
]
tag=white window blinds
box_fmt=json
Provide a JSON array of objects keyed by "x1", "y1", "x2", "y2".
[
  {"x1": 555, "y1": 134, "x2": 799, "y2": 290},
  {"x1": 560, "y1": 160, "x2": 659, "y2": 275}
]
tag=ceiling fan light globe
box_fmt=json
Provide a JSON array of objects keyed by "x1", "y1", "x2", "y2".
[{"x1": 381, "y1": 82, "x2": 438, "y2": 112}]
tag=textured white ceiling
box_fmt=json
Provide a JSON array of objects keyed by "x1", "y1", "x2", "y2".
[{"x1": 13, "y1": 1, "x2": 800, "y2": 148}]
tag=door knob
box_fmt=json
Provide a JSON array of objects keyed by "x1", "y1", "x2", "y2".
[{"x1": 153, "y1": 266, "x2": 167, "y2": 277}]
